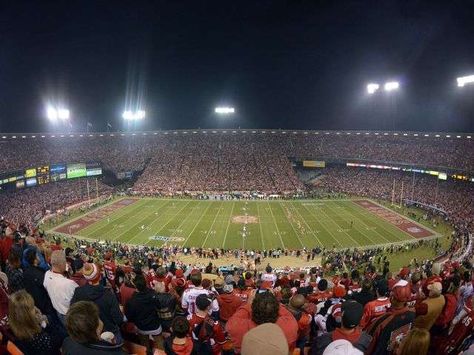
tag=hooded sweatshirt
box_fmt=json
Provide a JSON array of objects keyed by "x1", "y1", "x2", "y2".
[
  {"x1": 217, "y1": 292, "x2": 244, "y2": 321},
  {"x1": 70, "y1": 284, "x2": 124, "y2": 335},
  {"x1": 226, "y1": 303, "x2": 298, "y2": 353}
]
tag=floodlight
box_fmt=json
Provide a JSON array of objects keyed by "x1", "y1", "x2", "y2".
[
  {"x1": 457, "y1": 75, "x2": 474, "y2": 87},
  {"x1": 57, "y1": 108, "x2": 70, "y2": 120},
  {"x1": 46, "y1": 106, "x2": 58, "y2": 121},
  {"x1": 122, "y1": 111, "x2": 133, "y2": 120},
  {"x1": 122, "y1": 110, "x2": 145, "y2": 120},
  {"x1": 384, "y1": 81, "x2": 399, "y2": 91},
  {"x1": 367, "y1": 83, "x2": 379, "y2": 94},
  {"x1": 215, "y1": 107, "x2": 235, "y2": 114}
]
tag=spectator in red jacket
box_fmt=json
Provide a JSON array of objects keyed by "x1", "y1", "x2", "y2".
[
  {"x1": 432, "y1": 275, "x2": 460, "y2": 333},
  {"x1": 217, "y1": 283, "x2": 243, "y2": 323},
  {"x1": 226, "y1": 290, "x2": 298, "y2": 353},
  {"x1": 188, "y1": 294, "x2": 226, "y2": 355},
  {"x1": 360, "y1": 279, "x2": 390, "y2": 329}
]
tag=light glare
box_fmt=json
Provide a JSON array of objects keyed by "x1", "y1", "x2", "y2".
[
  {"x1": 457, "y1": 75, "x2": 474, "y2": 87},
  {"x1": 367, "y1": 83, "x2": 379, "y2": 94},
  {"x1": 384, "y1": 81, "x2": 400, "y2": 91},
  {"x1": 122, "y1": 110, "x2": 146, "y2": 120},
  {"x1": 215, "y1": 107, "x2": 235, "y2": 114}
]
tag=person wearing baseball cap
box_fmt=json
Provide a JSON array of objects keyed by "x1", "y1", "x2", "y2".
[
  {"x1": 217, "y1": 283, "x2": 243, "y2": 323},
  {"x1": 365, "y1": 284, "x2": 416, "y2": 354},
  {"x1": 70, "y1": 263, "x2": 125, "y2": 343},
  {"x1": 312, "y1": 300, "x2": 372, "y2": 355},
  {"x1": 414, "y1": 281, "x2": 446, "y2": 330}
]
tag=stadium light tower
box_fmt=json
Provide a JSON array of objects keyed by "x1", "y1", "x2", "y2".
[
  {"x1": 384, "y1": 81, "x2": 400, "y2": 92},
  {"x1": 367, "y1": 83, "x2": 380, "y2": 95},
  {"x1": 215, "y1": 106, "x2": 235, "y2": 115},
  {"x1": 457, "y1": 74, "x2": 474, "y2": 87}
]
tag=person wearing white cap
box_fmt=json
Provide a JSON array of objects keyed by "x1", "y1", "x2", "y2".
[{"x1": 322, "y1": 339, "x2": 363, "y2": 355}]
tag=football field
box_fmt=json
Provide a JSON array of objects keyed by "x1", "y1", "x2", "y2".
[{"x1": 52, "y1": 198, "x2": 437, "y2": 250}]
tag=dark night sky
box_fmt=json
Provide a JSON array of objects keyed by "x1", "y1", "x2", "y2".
[{"x1": 0, "y1": 1, "x2": 473, "y2": 133}]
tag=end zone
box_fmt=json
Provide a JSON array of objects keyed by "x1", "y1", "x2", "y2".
[{"x1": 354, "y1": 200, "x2": 435, "y2": 238}]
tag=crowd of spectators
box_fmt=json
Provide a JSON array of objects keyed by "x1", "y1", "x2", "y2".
[
  {"x1": 0, "y1": 131, "x2": 473, "y2": 353},
  {"x1": 0, "y1": 217, "x2": 472, "y2": 354},
  {"x1": 1, "y1": 131, "x2": 473, "y2": 190},
  {"x1": 0, "y1": 179, "x2": 113, "y2": 226}
]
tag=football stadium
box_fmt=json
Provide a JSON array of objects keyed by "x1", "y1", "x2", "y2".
[{"x1": 0, "y1": 2, "x2": 473, "y2": 355}]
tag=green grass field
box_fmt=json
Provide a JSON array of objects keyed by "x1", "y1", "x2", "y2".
[{"x1": 52, "y1": 198, "x2": 438, "y2": 250}]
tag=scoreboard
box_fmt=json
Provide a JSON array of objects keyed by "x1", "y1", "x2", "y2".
[
  {"x1": 37, "y1": 165, "x2": 50, "y2": 185},
  {"x1": 0, "y1": 161, "x2": 102, "y2": 192}
]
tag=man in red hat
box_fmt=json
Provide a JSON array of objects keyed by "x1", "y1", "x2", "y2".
[{"x1": 365, "y1": 284, "x2": 416, "y2": 354}]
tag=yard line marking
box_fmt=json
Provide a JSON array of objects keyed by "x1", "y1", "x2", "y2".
[
  {"x1": 340, "y1": 201, "x2": 393, "y2": 244},
  {"x1": 111, "y1": 200, "x2": 173, "y2": 242},
  {"x1": 82, "y1": 199, "x2": 150, "y2": 237},
  {"x1": 141, "y1": 200, "x2": 196, "y2": 246},
  {"x1": 317, "y1": 202, "x2": 361, "y2": 247},
  {"x1": 324, "y1": 202, "x2": 377, "y2": 245},
  {"x1": 201, "y1": 202, "x2": 225, "y2": 248},
  {"x1": 256, "y1": 202, "x2": 266, "y2": 250},
  {"x1": 299, "y1": 202, "x2": 344, "y2": 248},
  {"x1": 284, "y1": 202, "x2": 323, "y2": 247},
  {"x1": 221, "y1": 201, "x2": 236, "y2": 248},
  {"x1": 276, "y1": 201, "x2": 304, "y2": 248},
  {"x1": 183, "y1": 201, "x2": 214, "y2": 246},
  {"x1": 266, "y1": 201, "x2": 286, "y2": 249}
]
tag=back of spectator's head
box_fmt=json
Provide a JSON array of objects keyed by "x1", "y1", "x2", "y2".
[
  {"x1": 341, "y1": 300, "x2": 363, "y2": 329},
  {"x1": 399, "y1": 328, "x2": 430, "y2": 355},
  {"x1": 154, "y1": 281, "x2": 166, "y2": 293},
  {"x1": 8, "y1": 290, "x2": 41, "y2": 341},
  {"x1": 156, "y1": 266, "x2": 166, "y2": 277},
  {"x1": 427, "y1": 282, "x2": 442, "y2": 297},
  {"x1": 51, "y1": 250, "x2": 67, "y2": 271},
  {"x1": 133, "y1": 274, "x2": 147, "y2": 292},
  {"x1": 171, "y1": 316, "x2": 189, "y2": 339},
  {"x1": 195, "y1": 294, "x2": 212, "y2": 312},
  {"x1": 265, "y1": 265, "x2": 272, "y2": 273},
  {"x1": 391, "y1": 284, "x2": 411, "y2": 306},
  {"x1": 375, "y1": 279, "x2": 388, "y2": 297},
  {"x1": 289, "y1": 294, "x2": 306, "y2": 310},
  {"x1": 411, "y1": 271, "x2": 421, "y2": 284},
  {"x1": 361, "y1": 278, "x2": 373, "y2": 292},
  {"x1": 322, "y1": 339, "x2": 363, "y2": 355},
  {"x1": 8, "y1": 250, "x2": 22, "y2": 268},
  {"x1": 190, "y1": 271, "x2": 202, "y2": 286},
  {"x1": 66, "y1": 301, "x2": 101, "y2": 344},
  {"x1": 318, "y1": 279, "x2": 328, "y2": 291},
  {"x1": 252, "y1": 291, "x2": 279, "y2": 325},
  {"x1": 24, "y1": 248, "x2": 38, "y2": 267},
  {"x1": 83, "y1": 263, "x2": 101, "y2": 284},
  {"x1": 241, "y1": 323, "x2": 288, "y2": 355},
  {"x1": 351, "y1": 269, "x2": 360, "y2": 281}
]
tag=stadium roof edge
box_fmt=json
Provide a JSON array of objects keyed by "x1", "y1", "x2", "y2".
[{"x1": 0, "y1": 129, "x2": 473, "y2": 140}]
